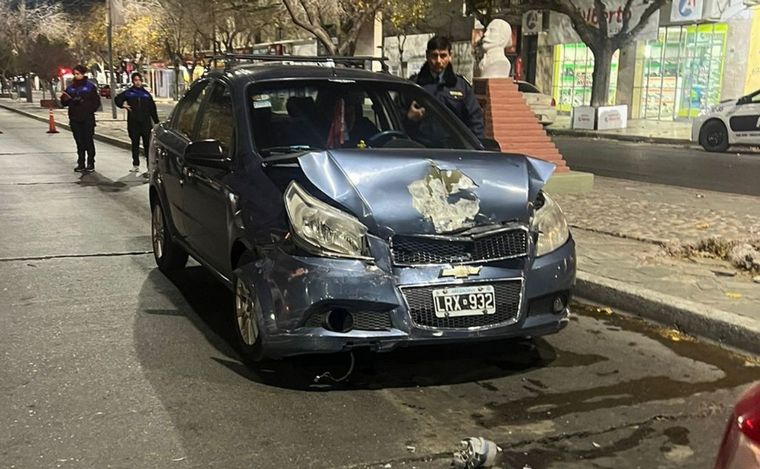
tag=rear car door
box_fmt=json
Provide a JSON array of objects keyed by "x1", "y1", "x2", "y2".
[
  {"x1": 183, "y1": 81, "x2": 235, "y2": 271},
  {"x1": 728, "y1": 90, "x2": 760, "y2": 145},
  {"x1": 154, "y1": 80, "x2": 209, "y2": 239}
]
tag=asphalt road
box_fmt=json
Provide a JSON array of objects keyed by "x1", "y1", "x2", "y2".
[
  {"x1": 1, "y1": 109, "x2": 759, "y2": 468},
  {"x1": 554, "y1": 136, "x2": 760, "y2": 196}
]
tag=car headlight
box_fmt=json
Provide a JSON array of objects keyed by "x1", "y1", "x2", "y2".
[
  {"x1": 531, "y1": 192, "x2": 570, "y2": 257},
  {"x1": 284, "y1": 181, "x2": 370, "y2": 260}
]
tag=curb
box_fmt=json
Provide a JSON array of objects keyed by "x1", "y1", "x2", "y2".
[
  {"x1": 547, "y1": 127, "x2": 692, "y2": 146},
  {"x1": 0, "y1": 103, "x2": 133, "y2": 151},
  {"x1": 576, "y1": 270, "x2": 760, "y2": 356}
]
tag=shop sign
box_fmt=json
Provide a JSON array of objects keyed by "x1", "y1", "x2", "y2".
[
  {"x1": 522, "y1": 11, "x2": 542, "y2": 35},
  {"x1": 671, "y1": 0, "x2": 748, "y2": 22},
  {"x1": 572, "y1": 106, "x2": 596, "y2": 129},
  {"x1": 670, "y1": 0, "x2": 705, "y2": 22},
  {"x1": 547, "y1": 0, "x2": 658, "y2": 45}
]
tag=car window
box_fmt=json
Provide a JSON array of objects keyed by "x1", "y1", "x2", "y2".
[
  {"x1": 517, "y1": 82, "x2": 540, "y2": 93},
  {"x1": 247, "y1": 80, "x2": 477, "y2": 154},
  {"x1": 197, "y1": 82, "x2": 234, "y2": 154},
  {"x1": 172, "y1": 81, "x2": 209, "y2": 139}
]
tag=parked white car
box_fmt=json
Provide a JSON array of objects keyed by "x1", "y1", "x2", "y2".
[
  {"x1": 517, "y1": 81, "x2": 557, "y2": 126},
  {"x1": 692, "y1": 88, "x2": 760, "y2": 152}
]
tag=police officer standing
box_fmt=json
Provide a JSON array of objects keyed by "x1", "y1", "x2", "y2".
[
  {"x1": 60, "y1": 65, "x2": 101, "y2": 173},
  {"x1": 409, "y1": 36, "x2": 484, "y2": 138},
  {"x1": 115, "y1": 72, "x2": 159, "y2": 173}
]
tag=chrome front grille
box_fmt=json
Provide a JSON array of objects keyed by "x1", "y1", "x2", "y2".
[
  {"x1": 391, "y1": 229, "x2": 529, "y2": 266},
  {"x1": 401, "y1": 280, "x2": 522, "y2": 329}
]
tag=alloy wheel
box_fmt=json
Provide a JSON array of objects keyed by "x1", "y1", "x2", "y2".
[
  {"x1": 235, "y1": 279, "x2": 259, "y2": 346},
  {"x1": 151, "y1": 204, "x2": 165, "y2": 260}
]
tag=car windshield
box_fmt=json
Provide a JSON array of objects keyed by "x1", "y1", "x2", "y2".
[{"x1": 248, "y1": 79, "x2": 478, "y2": 155}]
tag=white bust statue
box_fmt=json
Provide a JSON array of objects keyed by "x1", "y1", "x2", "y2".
[{"x1": 479, "y1": 19, "x2": 512, "y2": 78}]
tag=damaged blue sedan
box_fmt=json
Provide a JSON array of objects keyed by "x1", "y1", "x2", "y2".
[{"x1": 148, "y1": 56, "x2": 575, "y2": 364}]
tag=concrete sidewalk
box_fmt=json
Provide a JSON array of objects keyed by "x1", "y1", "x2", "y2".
[
  {"x1": 547, "y1": 115, "x2": 693, "y2": 145},
  {"x1": 2, "y1": 98, "x2": 758, "y2": 355}
]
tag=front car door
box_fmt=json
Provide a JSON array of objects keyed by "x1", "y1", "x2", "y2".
[
  {"x1": 183, "y1": 81, "x2": 236, "y2": 272},
  {"x1": 155, "y1": 80, "x2": 209, "y2": 239},
  {"x1": 728, "y1": 89, "x2": 760, "y2": 145}
]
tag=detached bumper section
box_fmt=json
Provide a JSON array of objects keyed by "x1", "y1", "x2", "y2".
[{"x1": 247, "y1": 238, "x2": 575, "y2": 358}]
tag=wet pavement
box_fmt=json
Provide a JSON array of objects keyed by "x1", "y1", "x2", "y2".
[{"x1": 1, "y1": 106, "x2": 760, "y2": 468}]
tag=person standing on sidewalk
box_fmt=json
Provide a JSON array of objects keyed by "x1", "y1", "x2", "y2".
[
  {"x1": 409, "y1": 36, "x2": 484, "y2": 138},
  {"x1": 60, "y1": 65, "x2": 101, "y2": 173},
  {"x1": 114, "y1": 72, "x2": 159, "y2": 173}
]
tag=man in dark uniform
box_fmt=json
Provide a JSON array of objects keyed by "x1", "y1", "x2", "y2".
[
  {"x1": 115, "y1": 72, "x2": 159, "y2": 172},
  {"x1": 409, "y1": 36, "x2": 484, "y2": 138},
  {"x1": 60, "y1": 65, "x2": 101, "y2": 173}
]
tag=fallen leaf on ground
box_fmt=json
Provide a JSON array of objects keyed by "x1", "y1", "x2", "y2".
[{"x1": 725, "y1": 291, "x2": 743, "y2": 300}]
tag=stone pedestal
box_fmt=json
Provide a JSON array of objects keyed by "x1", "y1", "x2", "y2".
[{"x1": 474, "y1": 77, "x2": 568, "y2": 172}]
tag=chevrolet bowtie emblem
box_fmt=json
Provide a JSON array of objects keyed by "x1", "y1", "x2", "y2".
[{"x1": 440, "y1": 266, "x2": 482, "y2": 279}]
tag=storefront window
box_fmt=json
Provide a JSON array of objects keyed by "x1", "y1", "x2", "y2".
[
  {"x1": 635, "y1": 24, "x2": 727, "y2": 120},
  {"x1": 552, "y1": 43, "x2": 619, "y2": 113}
]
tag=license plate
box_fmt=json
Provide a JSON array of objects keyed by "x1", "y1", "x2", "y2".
[{"x1": 432, "y1": 285, "x2": 496, "y2": 318}]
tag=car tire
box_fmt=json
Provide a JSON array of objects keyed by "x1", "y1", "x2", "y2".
[
  {"x1": 151, "y1": 201, "x2": 188, "y2": 272},
  {"x1": 699, "y1": 120, "x2": 729, "y2": 152},
  {"x1": 232, "y1": 268, "x2": 265, "y2": 365}
]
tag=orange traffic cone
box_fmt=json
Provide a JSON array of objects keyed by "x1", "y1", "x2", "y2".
[{"x1": 46, "y1": 107, "x2": 59, "y2": 134}]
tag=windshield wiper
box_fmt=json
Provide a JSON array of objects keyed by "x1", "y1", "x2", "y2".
[{"x1": 259, "y1": 145, "x2": 322, "y2": 157}]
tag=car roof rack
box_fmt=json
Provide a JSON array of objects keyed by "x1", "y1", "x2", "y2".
[{"x1": 204, "y1": 54, "x2": 389, "y2": 71}]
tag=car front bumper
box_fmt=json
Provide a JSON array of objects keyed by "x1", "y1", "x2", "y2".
[{"x1": 244, "y1": 239, "x2": 576, "y2": 359}]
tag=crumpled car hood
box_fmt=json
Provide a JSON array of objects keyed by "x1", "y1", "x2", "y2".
[{"x1": 297, "y1": 149, "x2": 555, "y2": 237}]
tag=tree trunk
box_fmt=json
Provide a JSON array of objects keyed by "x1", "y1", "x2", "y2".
[{"x1": 590, "y1": 45, "x2": 615, "y2": 107}]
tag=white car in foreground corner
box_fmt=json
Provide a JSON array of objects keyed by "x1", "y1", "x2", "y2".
[{"x1": 692, "y1": 88, "x2": 760, "y2": 152}]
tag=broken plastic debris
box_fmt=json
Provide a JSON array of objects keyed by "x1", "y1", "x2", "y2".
[
  {"x1": 725, "y1": 291, "x2": 743, "y2": 300},
  {"x1": 452, "y1": 437, "x2": 502, "y2": 469},
  {"x1": 592, "y1": 442, "x2": 601, "y2": 448},
  {"x1": 406, "y1": 445, "x2": 416, "y2": 453}
]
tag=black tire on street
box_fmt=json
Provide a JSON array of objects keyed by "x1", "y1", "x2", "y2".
[
  {"x1": 232, "y1": 267, "x2": 266, "y2": 365},
  {"x1": 151, "y1": 202, "x2": 188, "y2": 272},
  {"x1": 699, "y1": 120, "x2": 729, "y2": 152}
]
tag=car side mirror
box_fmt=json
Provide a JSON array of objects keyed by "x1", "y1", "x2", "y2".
[
  {"x1": 184, "y1": 139, "x2": 230, "y2": 169},
  {"x1": 480, "y1": 137, "x2": 501, "y2": 152}
]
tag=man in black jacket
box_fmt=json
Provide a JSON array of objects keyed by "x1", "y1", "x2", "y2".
[
  {"x1": 60, "y1": 65, "x2": 101, "y2": 172},
  {"x1": 409, "y1": 36, "x2": 484, "y2": 138},
  {"x1": 115, "y1": 72, "x2": 159, "y2": 172}
]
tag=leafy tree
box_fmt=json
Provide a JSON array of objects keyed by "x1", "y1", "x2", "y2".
[
  {"x1": 282, "y1": 0, "x2": 385, "y2": 56},
  {"x1": 0, "y1": 2, "x2": 70, "y2": 102},
  {"x1": 466, "y1": 0, "x2": 667, "y2": 107},
  {"x1": 383, "y1": 0, "x2": 432, "y2": 77},
  {"x1": 28, "y1": 36, "x2": 74, "y2": 101}
]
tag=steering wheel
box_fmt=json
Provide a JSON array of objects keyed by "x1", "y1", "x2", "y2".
[{"x1": 366, "y1": 130, "x2": 408, "y2": 147}]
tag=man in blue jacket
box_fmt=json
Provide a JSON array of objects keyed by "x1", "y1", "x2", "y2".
[
  {"x1": 115, "y1": 72, "x2": 159, "y2": 172},
  {"x1": 409, "y1": 36, "x2": 485, "y2": 139},
  {"x1": 60, "y1": 65, "x2": 101, "y2": 173}
]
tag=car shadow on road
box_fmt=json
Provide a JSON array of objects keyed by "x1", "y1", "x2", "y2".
[
  {"x1": 134, "y1": 265, "x2": 557, "y2": 391},
  {"x1": 77, "y1": 171, "x2": 147, "y2": 192}
]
